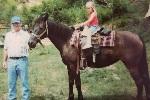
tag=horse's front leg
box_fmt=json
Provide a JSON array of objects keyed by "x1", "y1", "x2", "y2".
[
  {"x1": 67, "y1": 65, "x2": 76, "y2": 100},
  {"x1": 75, "y1": 71, "x2": 83, "y2": 100}
]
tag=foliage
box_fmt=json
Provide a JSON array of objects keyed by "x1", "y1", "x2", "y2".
[
  {"x1": 96, "y1": 6, "x2": 113, "y2": 24},
  {"x1": 0, "y1": 0, "x2": 17, "y2": 24},
  {"x1": 21, "y1": 5, "x2": 33, "y2": 25},
  {"x1": 106, "y1": 0, "x2": 134, "y2": 16},
  {"x1": 21, "y1": 0, "x2": 113, "y2": 25},
  {"x1": 0, "y1": 0, "x2": 149, "y2": 43},
  {"x1": 57, "y1": 7, "x2": 86, "y2": 25},
  {"x1": 0, "y1": 0, "x2": 134, "y2": 25}
]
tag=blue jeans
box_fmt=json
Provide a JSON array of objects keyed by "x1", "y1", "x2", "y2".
[
  {"x1": 89, "y1": 26, "x2": 98, "y2": 34},
  {"x1": 7, "y1": 57, "x2": 30, "y2": 100}
]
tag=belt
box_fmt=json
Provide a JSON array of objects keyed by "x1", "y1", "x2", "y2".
[{"x1": 9, "y1": 56, "x2": 26, "y2": 59}]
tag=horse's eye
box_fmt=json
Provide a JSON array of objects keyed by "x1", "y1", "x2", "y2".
[
  {"x1": 39, "y1": 23, "x2": 44, "y2": 29},
  {"x1": 39, "y1": 25, "x2": 44, "y2": 29}
]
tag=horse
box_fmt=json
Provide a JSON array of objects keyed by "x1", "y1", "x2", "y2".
[{"x1": 28, "y1": 13, "x2": 150, "y2": 100}]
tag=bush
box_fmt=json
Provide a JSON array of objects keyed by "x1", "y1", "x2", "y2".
[
  {"x1": 0, "y1": 0, "x2": 17, "y2": 23},
  {"x1": 58, "y1": 7, "x2": 86, "y2": 25},
  {"x1": 18, "y1": 0, "x2": 134, "y2": 26},
  {"x1": 111, "y1": 0, "x2": 133, "y2": 17},
  {"x1": 96, "y1": 6, "x2": 112, "y2": 24}
]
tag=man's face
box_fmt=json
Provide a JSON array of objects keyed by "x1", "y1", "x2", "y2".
[{"x1": 12, "y1": 22, "x2": 21, "y2": 32}]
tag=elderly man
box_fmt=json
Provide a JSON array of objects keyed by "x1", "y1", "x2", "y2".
[{"x1": 3, "y1": 16, "x2": 30, "y2": 100}]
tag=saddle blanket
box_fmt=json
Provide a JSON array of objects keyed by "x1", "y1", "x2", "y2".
[
  {"x1": 100, "y1": 31, "x2": 115, "y2": 47},
  {"x1": 70, "y1": 30, "x2": 116, "y2": 48}
]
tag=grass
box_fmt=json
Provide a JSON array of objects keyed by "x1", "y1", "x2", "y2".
[{"x1": 0, "y1": 44, "x2": 150, "y2": 100}]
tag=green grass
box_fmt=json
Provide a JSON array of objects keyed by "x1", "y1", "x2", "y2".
[{"x1": 0, "y1": 44, "x2": 150, "y2": 100}]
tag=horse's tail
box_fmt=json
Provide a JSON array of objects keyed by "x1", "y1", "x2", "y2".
[
  {"x1": 139, "y1": 36, "x2": 148, "y2": 72},
  {"x1": 138, "y1": 36, "x2": 150, "y2": 82},
  {"x1": 139, "y1": 36, "x2": 150, "y2": 98}
]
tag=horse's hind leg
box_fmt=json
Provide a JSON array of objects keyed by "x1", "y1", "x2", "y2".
[
  {"x1": 139, "y1": 58, "x2": 150, "y2": 100},
  {"x1": 142, "y1": 70, "x2": 150, "y2": 100},
  {"x1": 123, "y1": 62, "x2": 144, "y2": 100}
]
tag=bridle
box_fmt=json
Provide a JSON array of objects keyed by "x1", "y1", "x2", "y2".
[{"x1": 34, "y1": 20, "x2": 49, "y2": 41}]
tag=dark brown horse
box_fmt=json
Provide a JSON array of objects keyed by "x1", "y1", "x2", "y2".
[{"x1": 28, "y1": 13, "x2": 150, "y2": 100}]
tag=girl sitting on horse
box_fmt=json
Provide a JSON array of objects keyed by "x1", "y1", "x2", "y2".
[
  {"x1": 75, "y1": 1, "x2": 99, "y2": 36},
  {"x1": 75, "y1": 1, "x2": 99, "y2": 69}
]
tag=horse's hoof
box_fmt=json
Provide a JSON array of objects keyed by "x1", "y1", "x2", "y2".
[
  {"x1": 68, "y1": 97, "x2": 74, "y2": 100},
  {"x1": 136, "y1": 95, "x2": 143, "y2": 100},
  {"x1": 78, "y1": 95, "x2": 83, "y2": 100},
  {"x1": 146, "y1": 96, "x2": 150, "y2": 100},
  {"x1": 68, "y1": 94, "x2": 74, "y2": 100}
]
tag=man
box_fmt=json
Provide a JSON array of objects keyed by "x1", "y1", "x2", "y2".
[{"x1": 3, "y1": 16, "x2": 30, "y2": 100}]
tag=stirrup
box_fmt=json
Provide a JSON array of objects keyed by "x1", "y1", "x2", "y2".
[
  {"x1": 93, "y1": 53, "x2": 96, "y2": 63},
  {"x1": 80, "y1": 58, "x2": 87, "y2": 70}
]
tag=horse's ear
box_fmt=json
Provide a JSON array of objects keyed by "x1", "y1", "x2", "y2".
[{"x1": 42, "y1": 12, "x2": 49, "y2": 21}]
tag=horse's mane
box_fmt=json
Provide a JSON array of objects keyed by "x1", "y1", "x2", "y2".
[{"x1": 48, "y1": 20, "x2": 73, "y2": 41}]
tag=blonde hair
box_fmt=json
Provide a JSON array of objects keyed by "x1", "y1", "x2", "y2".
[
  {"x1": 86, "y1": 1, "x2": 96, "y2": 13},
  {"x1": 86, "y1": 1, "x2": 95, "y2": 8}
]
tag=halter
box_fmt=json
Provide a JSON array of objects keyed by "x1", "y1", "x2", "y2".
[{"x1": 34, "y1": 20, "x2": 49, "y2": 40}]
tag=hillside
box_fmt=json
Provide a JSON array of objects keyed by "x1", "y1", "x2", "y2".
[{"x1": 118, "y1": 1, "x2": 150, "y2": 44}]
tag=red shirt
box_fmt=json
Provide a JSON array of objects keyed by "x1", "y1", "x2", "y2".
[
  {"x1": 83, "y1": 12, "x2": 99, "y2": 26},
  {"x1": 88, "y1": 15, "x2": 99, "y2": 26}
]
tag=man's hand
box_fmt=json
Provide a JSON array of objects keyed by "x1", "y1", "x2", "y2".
[
  {"x1": 2, "y1": 61, "x2": 7, "y2": 70},
  {"x1": 3, "y1": 49, "x2": 8, "y2": 70}
]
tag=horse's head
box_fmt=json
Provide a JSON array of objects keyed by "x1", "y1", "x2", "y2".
[{"x1": 28, "y1": 13, "x2": 49, "y2": 48}]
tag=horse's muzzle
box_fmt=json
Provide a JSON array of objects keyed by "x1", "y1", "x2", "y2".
[
  {"x1": 28, "y1": 35, "x2": 38, "y2": 48},
  {"x1": 28, "y1": 41, "x2": 36, "y2": 48}
]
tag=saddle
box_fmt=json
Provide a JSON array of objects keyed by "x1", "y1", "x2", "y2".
[
  {"x1": 97, "y1": 26, "x2": 111, "y2": 36},
  {"x1": 70, "y1": 26, "x2": 115, "y2": 69},
  {"x1": 91, "y1": 30, "x2": 116, "y2": 47}
]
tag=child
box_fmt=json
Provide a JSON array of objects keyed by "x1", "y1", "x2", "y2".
[
  {"x1": 75, "y1": 1, "x2": 99, "y2": 69},
  {"x1": 75, "y1": 1, "x2": 99, "y2": 49},
  {"x1": 76, "y1": 1, "x2": 99, "y2": 34}
]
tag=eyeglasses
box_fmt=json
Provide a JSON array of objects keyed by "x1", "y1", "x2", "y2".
[{"x1": 12, "y1": 23, "x2": 20, "y2": 26}]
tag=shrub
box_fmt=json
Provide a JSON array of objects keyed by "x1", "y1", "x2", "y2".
[
  {"x1": 58, "y1": 7, "x2": 86, "y2": 25},
  {"x1": 96, "y1": 6, "x2": 112, "y2": 24},
  {"x1": 110, "y1": 0, "x2": 132, "y2": 17},
  {"x1": 0, "y1": 0, "x2": 17, "y2": 23}
]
